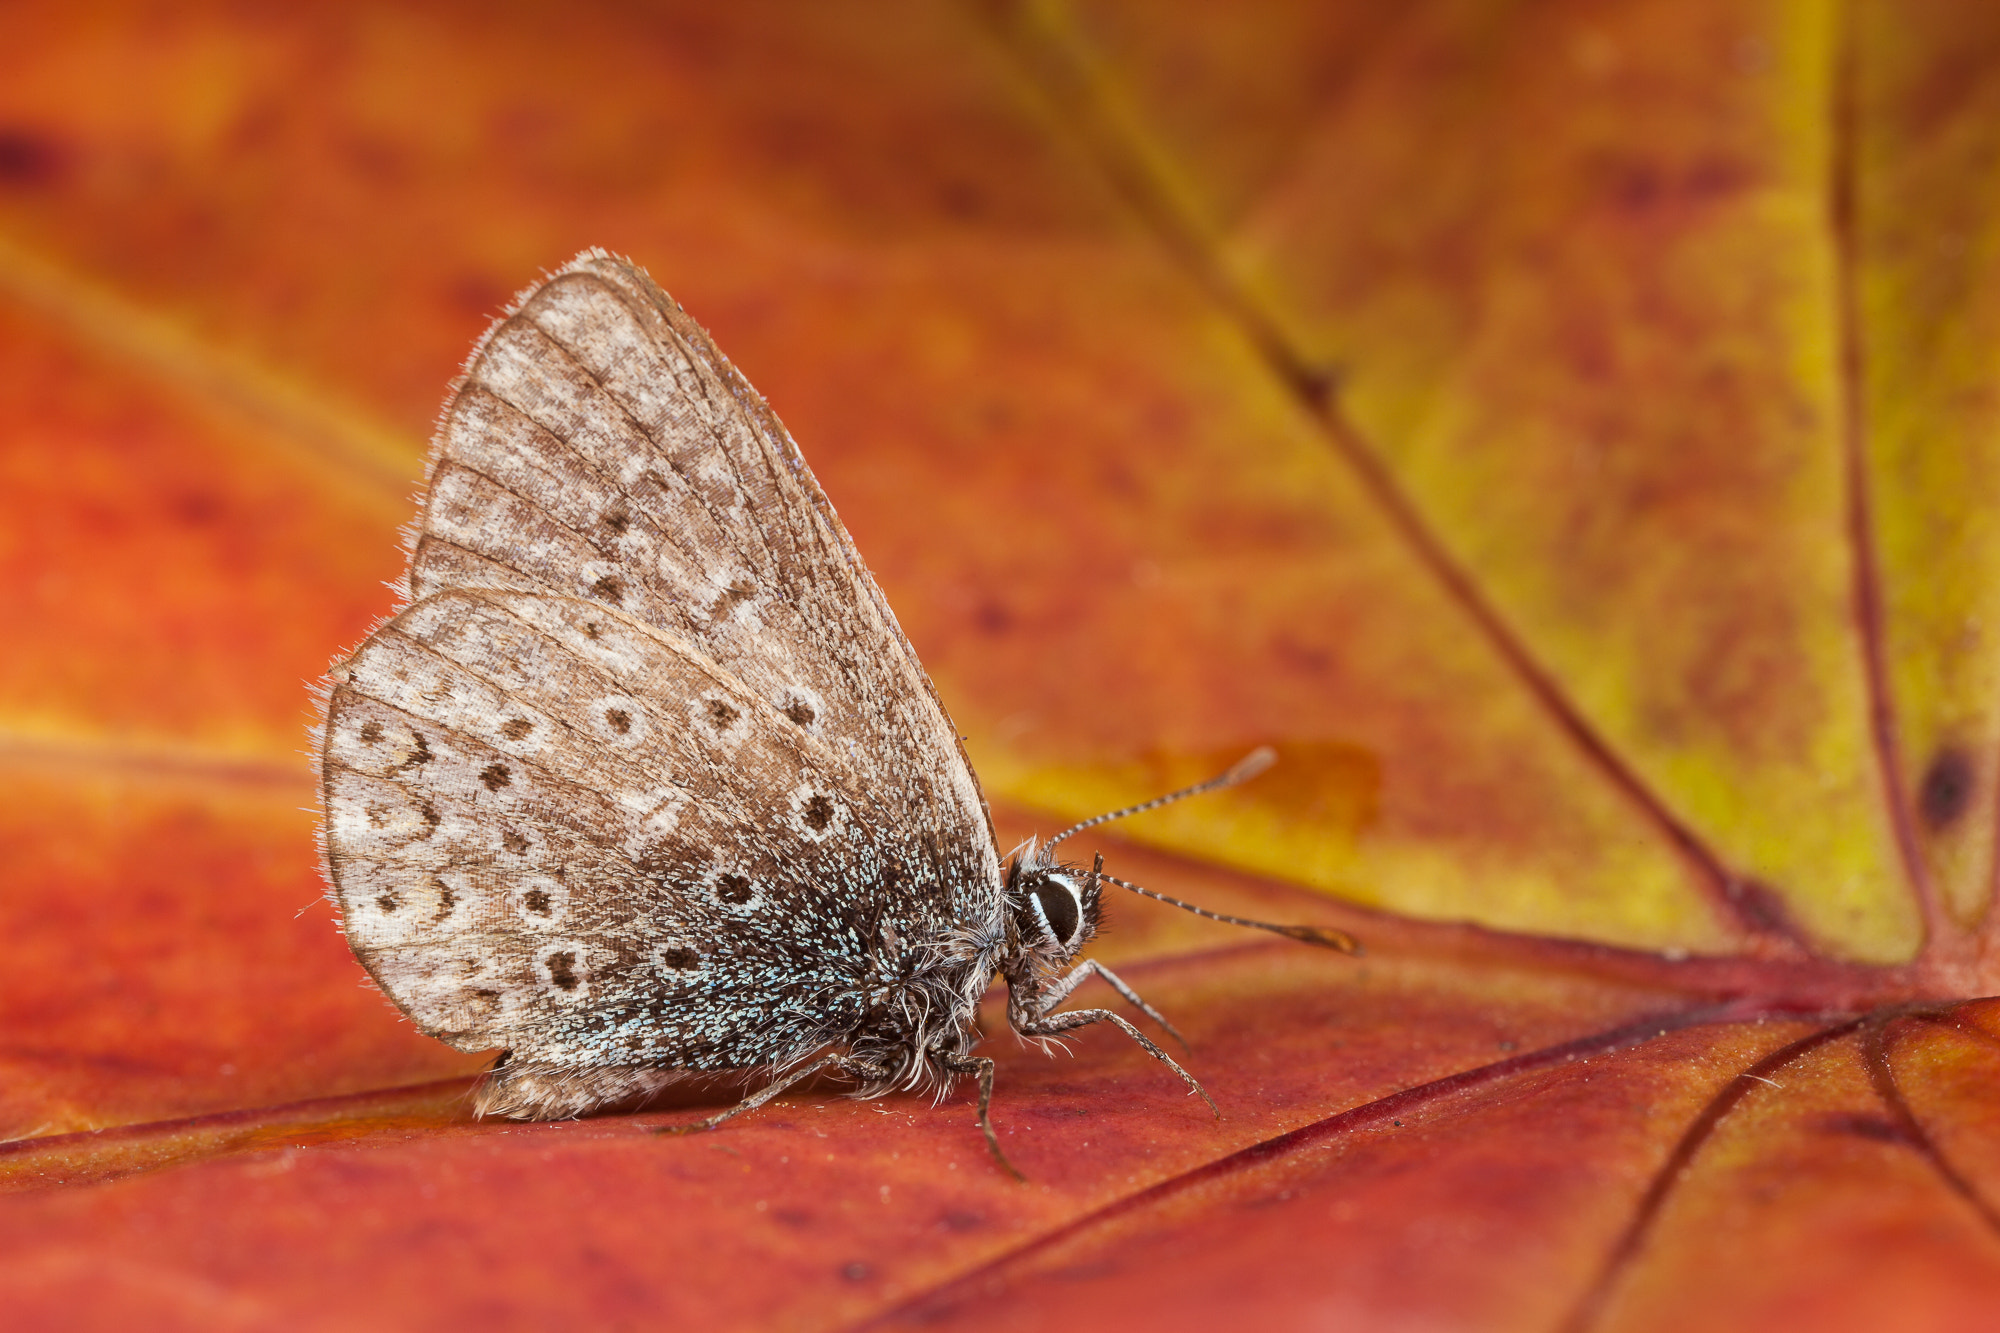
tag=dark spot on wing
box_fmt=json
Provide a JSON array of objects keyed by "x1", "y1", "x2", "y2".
[
  {"x1": 605, "y1": 707, "x2": 632, "y2": 735},
  {"x1": 802, "y1": 794, "x2": 834, "y2": 831},
  {"x1": 359, "y1": 720, "x2": 384, "y2": 743},
  {"x1": 480, "y1": 763, "x2": 511, "y2": 790},
  {"x1": 707, "y1": 698, "x2": 741, "y2": 727},
  {"x1": 501, "y1": 717, "x2": 533, "y2": 741},
  {"x1": 418, "y1": 801, "x2": 441, "y2": 834},
  {"x1": 1919, "y1": 748, "x2": 1975, "y2": 830},
  {"x1": 784, "y1": 699, "x2": 816, "y2": 727},
  {"x1": 717, "y1": 873, "x2": 754, "y2": 905},
  {"x1": 501, "y1": 830, "x2": 529, "y2": 854},
  {"x1": 375, "y1": 892, "x2": 399, "y2": 912},
  {"x1": 591, "y1": 574, "x2": 626, "y2": 603},
  {"x1": 545, "y1": 950, "x2": 580, "y2": 991},
  {"x1": 584, "y1": 621, "x2": 604, "y2": 640},
  {"x1": 396, "y1": 732, "x2": 434, "y2": 771},
  {"x1": 523, "y1": 888, "x2": 552, "y2": 915},
  {"x1": 710, "y1": 577, "x2": 757, "y2": 620},
  {"x1": 433, "y1": 877, "x2": 458, "y2": 920},
  {"x1": 601, "y1": 503, "x2": 630, "y2": 536},
  {"x1": 660, "y1": 944, "x2": 701, "y2": 970}
]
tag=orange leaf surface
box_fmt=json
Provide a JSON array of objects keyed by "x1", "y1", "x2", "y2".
[{"x1": 2, "y1": 2, "x2": 1998, "y2": 1329}]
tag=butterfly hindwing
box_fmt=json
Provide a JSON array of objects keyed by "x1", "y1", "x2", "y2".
[{"x1": 325, "y1": 588, "x2": 970, "y2": 1069}]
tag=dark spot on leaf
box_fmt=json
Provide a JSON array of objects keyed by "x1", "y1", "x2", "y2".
[
  {"x1": 171, "y1": 491, "x2": 224, "y2": 527},
  {"x1": 523, "y1": 888, "x2": 552, "y2": 915},
  {"x1": 591, "y1": 574, "x2": 625, "y2": 603},
  {"x1": 841, "y1": 1262, "x2": 872, "y2": 1282},
  {"x1": 545, "y1": 950, "x2": 580, "y2": 991},
  {"x1": 707, "y1": 698, "x2": 741, "y2": 728},
  {"x1": 501, "y1": 718, "x2": 532, "y2": 740},
  {"x1": 1919, "y1": 748, "x2": 1975, "y2": 830},
  {"x1": 937, "y1": 177, "x2": 986, "y2": 218},
  {"x1": 937, "y1": 1209, "x2": 984, "y2": 1233},
  {"x1": 1721, "y1": 876, "x2": 1797, "y2": 938},
  {"x1": 502, "y1": 830, "x2": 529, "y2": 854},
  {"x1": 1271, "y1": 631, "x2": 1333, "y2": 674},
  {"x1": 605, "y1": 707, "x2": 632, "y2": 735},
  {"x1": 974, "y1": 599, "x2": 1012, "y2": 635},
  {"x1": 802, "y1": 794, "x2": 834, "y2": 831},
  {"x1": 359, "y1": 721, "x2": 384, "y2": 743},
  {"x1": 784, "y1": 699, "x2": 816, "y2": 727},
  {"x1": 1819, "y1": 1111, "x2": 1914, "y2": 1145},
  {"x1": 480, "y1": 763, "x2": 511, "y2": 790},
  {"x1": 0, "y1": 129, "x2": 65, "y2": 186},
  {"x1": 445, "y1": 271, "x2": 510, "y2": 315},
  {"x1": 1284, "y1": 361, "x2": 1341, "y2": 412},
  {"x1": 660, "y1": 945, "x2": 701, "y2": 970},
  {"x1": 716, "y1": 873, "x2": 754, "y2": 905}
]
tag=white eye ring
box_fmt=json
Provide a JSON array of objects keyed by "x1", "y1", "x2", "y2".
[{"x1": 1027, "y1": 873, "x2": 1084, "y2": 947}]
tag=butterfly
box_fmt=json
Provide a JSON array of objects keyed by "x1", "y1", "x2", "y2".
[{"x1": 317, "y1": 249, "x2": 1357, "y2": 1176}]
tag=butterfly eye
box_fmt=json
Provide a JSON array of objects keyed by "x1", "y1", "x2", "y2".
[{"x1": 1024, "y1": 873, "x2": 1084, "y2": 948}]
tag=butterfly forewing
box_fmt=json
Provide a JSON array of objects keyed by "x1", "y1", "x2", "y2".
[
  {"x1": 412, "y1": 259, "x2": 985, "y2": 846},
  {"x1": 321, "y1": 252, "x2": 1001, "y2": 1078}
]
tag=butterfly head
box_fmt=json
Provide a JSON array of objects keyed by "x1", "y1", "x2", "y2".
[{"x1": 1004, "y1": 839, "x2": 1103, "y2": 964}]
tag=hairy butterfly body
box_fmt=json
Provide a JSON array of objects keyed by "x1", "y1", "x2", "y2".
[{"x1": 318, "y1": 250, "x2": 1355, "y2": 1174}]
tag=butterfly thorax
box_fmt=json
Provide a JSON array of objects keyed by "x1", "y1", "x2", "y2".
[{"x1": 808, "y1": 840, "x2": 1113, "y2": 1102}]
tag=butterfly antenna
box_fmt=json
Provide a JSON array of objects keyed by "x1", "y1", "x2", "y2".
[
  {"x1": 1101, "y1": 872, "x2": 1362, "y2": 954},
  {"x1": 1041, "y1": 746, "x2": 1277, "y2": 857}
]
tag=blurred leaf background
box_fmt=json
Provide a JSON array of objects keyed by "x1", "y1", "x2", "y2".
[{"x1": 1, "y1": 2, "x2": 1999, "y2": 1330}]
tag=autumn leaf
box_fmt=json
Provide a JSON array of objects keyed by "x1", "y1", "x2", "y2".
[{"x1": 1, "y1": 1, "x2": 1997, "y2": 1330}]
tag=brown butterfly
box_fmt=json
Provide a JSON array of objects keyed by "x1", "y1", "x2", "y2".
[{"x1": 317, "y1": 250, "x2": 1356, "y2": 1176}]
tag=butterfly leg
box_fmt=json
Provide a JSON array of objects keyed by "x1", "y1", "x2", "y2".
[
  {"x1": 655, "y1": 1052, "x2": 852, "y2": 1137},
  {"x1": 941, "y1": 1052, "x2": 1024, "y2": 1182},
  {"x1": 1033, "y1": 959, "x2": 1188, "y2": 1051},
  {"x1": 1016, "y1": 1008, "x2": 1219, "y2": 1119}
]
